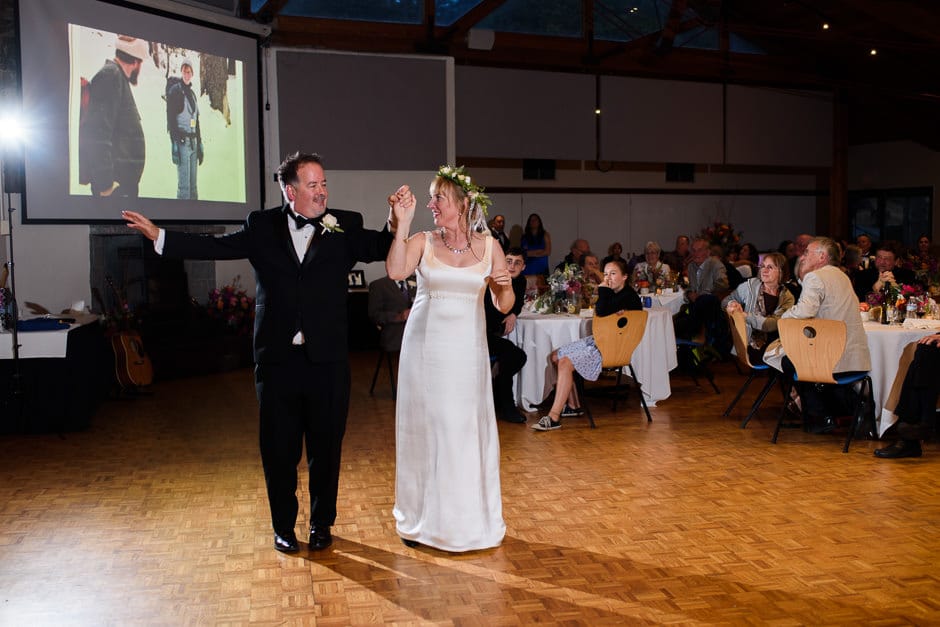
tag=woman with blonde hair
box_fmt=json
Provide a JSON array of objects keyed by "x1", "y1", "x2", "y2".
[{"x1": 386, "y1": 166, "x2": 514, "y2": 552}]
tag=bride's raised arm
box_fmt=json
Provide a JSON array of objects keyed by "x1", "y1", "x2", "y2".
[{"x1": 386, "y1": 185, "x2": 424, "y2": 280}]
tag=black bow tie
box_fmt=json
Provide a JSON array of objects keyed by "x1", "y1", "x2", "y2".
[{"x1": 291, "y1": 212, "x2": 316, "y2": 229}]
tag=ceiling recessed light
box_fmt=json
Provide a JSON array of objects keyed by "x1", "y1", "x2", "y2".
[
  {"x1": 822, "y1": 22, "x2": 830, "y2": 30},
  {"x1": 594, "y1": 108, "x2": 602, "y2": 115},
  {"x1": 870, "y1": 48, "x2": 878, "y2": 56}
]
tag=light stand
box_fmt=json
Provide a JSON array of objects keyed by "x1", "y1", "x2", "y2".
[{"x1": 1, "y1": 152, "x2": 24, "y2": 424}]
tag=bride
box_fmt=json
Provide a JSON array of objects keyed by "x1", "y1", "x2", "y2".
[{"x1": 385, "y1": 166, "x2": 514, "y2": 552}]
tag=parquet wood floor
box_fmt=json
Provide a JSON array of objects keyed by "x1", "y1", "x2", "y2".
[{"x1": 1, "y1": 352, "x2": 938, "y2": 625}]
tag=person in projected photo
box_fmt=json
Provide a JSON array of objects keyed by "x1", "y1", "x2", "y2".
[
  {"x1": 79, "y1": 35, "x2": 148, "y2": 199},
  {"x1": 167, "y1": 58, "x2": 202, "y2": 199},
  {"x1": 122, "y1": 152, "x2": 396, "y2": 555}
]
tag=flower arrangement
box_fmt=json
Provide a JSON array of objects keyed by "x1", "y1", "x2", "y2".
[
  {"x1": 699, "y1": 220, "x2": 742, "y2": 253},
  {"x1": 531, "y1": 264, "x2": 583, "y2": 313},
  {"x1": 866, "y1": 283, "x2": 924, "y2": 308},
  {"x1": 207, "y1": 276, "x2": 255, "y2": 336},
  {"x1": 547, "y1": 263, "x2": 583, "y2": 297},
  {"x1": 437, "y1": 165, "x2": 491, "y2": 216},
  {"x1": 909, "y1": 255, "x2": 940, "y2": 292}
]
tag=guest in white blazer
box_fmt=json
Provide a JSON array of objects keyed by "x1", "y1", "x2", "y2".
[{"x1": 764, "y1": 237, "x2": 871, "y2": 433}]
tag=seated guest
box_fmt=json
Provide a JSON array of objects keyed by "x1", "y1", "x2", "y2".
[
  {"x1": 778, "y1": 239, "x2": 796, "y2": 260},
  {"x1": 764, "y1": 237, "x2": 871, "y2": 434},
  {"x1": 601, "y1": 241, "x2": 624, "y2": 269},
  {"x1": 908, "y1": 234, "x2": 937, "y2": 282},
  {"x1": 714, "y1": 245, "x2": 745, "y2": 290},
  {"x1": 841, "y1": 244, "x2": 862, "y2": 277},
  {"x1": 675, "y1": 237, "x2": 730, "y2": 353},
  {"x1": 485, "y1": 248, "x2": 528, "y2": 423},
  {"x1": 631, "y1": 241, "x2": 671, "y2": 289},
  {"x1": 852, "y1": 240, "x2": 917, "y2": 301},
  {"x1": 579, "y1": 251, "x2": 605, "y2": 285},
  {"x1": 368, "y1": 273, "x2": 414, "y2": 354},
  {"x1": 662, "y1": 235, "x2": 690, "y2": 276},
  {"x1": 856, "y1": 233, "x2": 875, "y2": 270},
  {"x1": 556, "y1": 238, "x2": 591, "y2": 271},
  {"x1": 531, "y1": 259, "x2": 642, "y2": 431},
  {"x1": 722, "y1": 252, "x2": 794, "y2": 364},
  {"x1": 732, "y1": 242, "x2": 759, "y2": 278},
  {"x1": 788, "y1": 233, "x2": 813, "y2": 285},
  {"x1": 874, "y1": 333, "x2": 940, "y2": 458}
]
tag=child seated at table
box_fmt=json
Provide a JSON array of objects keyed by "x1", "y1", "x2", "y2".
[{"x1": 531, "y1": 259, "x2": 642, "y2": 431}]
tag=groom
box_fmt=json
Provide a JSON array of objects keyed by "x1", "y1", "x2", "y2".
[{"x1": 124, "y1": 152, "x2": 397, "y2": 553}]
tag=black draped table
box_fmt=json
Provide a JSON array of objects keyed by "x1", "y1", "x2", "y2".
[{"x1": 0, "y1": 317, "x2": 111, "y2": 434}]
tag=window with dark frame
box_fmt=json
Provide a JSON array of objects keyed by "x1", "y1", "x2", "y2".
[{"x1": 849, "y1": 187, "x2": 932, "y2": 250}]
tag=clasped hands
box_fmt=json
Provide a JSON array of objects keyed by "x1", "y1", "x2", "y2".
[
  {"x1": 725, "y1": 301, "x2": 743, "y2": 315},
  {"x1": 388, "y1": 185, "x2": 416, "y2": 233},
  {"x1": 874, "y1": 271, "x2": 896, "y2": 292}
]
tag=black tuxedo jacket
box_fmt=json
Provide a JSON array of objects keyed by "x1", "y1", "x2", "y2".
[{"x1": 165, "y1": 206, "x2": 392, "y2": 365}]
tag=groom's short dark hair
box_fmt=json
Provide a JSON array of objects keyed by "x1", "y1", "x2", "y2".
[{"x1": 277, "y1": 152, "x2": 324, "y2": 191}]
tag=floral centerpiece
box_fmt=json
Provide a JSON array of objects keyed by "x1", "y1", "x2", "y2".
[
  {"x1": 532, "y1": 264, "x2": 584, "y2": 313},
  {"x1": 867, "y1": 283, "x2": 929, "y2": 320},
  {"x1": 908, "y1": 255, "x2": 940, "y2": 297},
  {"x1": 698, "y1": 220, "x2": 742, "y2": 254},
  {"x1": 208, "y1": 276, "x2": 255, "y2": 336}
]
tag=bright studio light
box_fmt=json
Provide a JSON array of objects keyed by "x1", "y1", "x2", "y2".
[{"x1": 0, "y1": 114, "x2": 26, "y2": 146}]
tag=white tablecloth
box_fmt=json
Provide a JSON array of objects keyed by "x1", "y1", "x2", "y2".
[
  {"x1": 640, "y1": 290, "x2": 684, "y2": 315},
  {"x1": 0, "y1": 315, "x2": 99, "y2": 359},
  {"x1": 509, "y1": 307, "x2": 677, "y2": 408},
  {"x1": 0, "y1": 327, "x2": 72, "y2": 359},
  {"x1": 864, "y1": 321, "x2": 936, "y2": 436}
]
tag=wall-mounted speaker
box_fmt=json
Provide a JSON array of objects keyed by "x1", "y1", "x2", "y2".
[
  {"x1": 523, "y1": 158, "x2": 556, "y2": 180},
  {"x1": 665, "y1": 163, "x2": 694, "y2": 183}
]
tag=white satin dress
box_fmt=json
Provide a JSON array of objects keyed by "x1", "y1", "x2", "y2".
[{"x1": 393, "y1": 233, "x2": 505, "y2": 552}]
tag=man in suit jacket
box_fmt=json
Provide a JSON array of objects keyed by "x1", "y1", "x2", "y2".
[
  {"x1": 764, "y1": 237, "x2": 872, "y2": 432},
  {"x1": 485, "y1": 247, "x2": 528, "y2": 423},
  {"x1": 852, "y1": 240, "x2": 918, "y2": 301},
  {"x1": 368, "y1": 275, "x2": 414, "y2": 353},
  {"x1": 489, "y1": 214, "x2": 510, "y2": 253},
  {"x1": 123, "y1": 152, "x2": 394, "y2": 553}
]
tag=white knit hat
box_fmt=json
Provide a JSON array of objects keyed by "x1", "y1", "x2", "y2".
[{"x1": 115, "y1": 35, "x2": 148, "y2": 61}]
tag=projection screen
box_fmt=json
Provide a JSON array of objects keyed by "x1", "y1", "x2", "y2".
[{"x1": 17, "y1": 0, "x2": 263, "y2": 223}]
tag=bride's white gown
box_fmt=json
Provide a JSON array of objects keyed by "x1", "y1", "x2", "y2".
[{"x1": 393, "y1": 233, "x2": 505, "y2": 552}]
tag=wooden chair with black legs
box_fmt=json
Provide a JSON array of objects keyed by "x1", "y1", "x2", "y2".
[
  {"x1": 773, "y1": 318, "x2": 872, "y2": 453},
  {"x1": 723, "y1": 311, "x2": 780, "y2": 428},
  {"x1": 369, "y1": 325, "x2": 397, "y2": 400},
  {"x1": 575, "y1": 309, "x2": 652, "y2": 427}
]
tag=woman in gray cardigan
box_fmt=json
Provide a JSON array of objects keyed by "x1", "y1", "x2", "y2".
[{"x1": 722, "y1": 252, "x2": 795, "y2": 364}]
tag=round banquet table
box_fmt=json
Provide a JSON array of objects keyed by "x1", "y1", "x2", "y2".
[
  {"x1": 508, "y1": 307, "x2": 677, "y2": 409},
  {"x1": 863, "y1": 321, "x2": 937, "y2": 436}
]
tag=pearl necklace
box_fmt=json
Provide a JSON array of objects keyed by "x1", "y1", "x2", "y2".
[{"x1": 440, "y1": 228, "x2": 471, "y2": 254}]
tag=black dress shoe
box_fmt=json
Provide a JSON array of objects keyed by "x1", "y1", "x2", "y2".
[
  {"x1": 874, "y1": 439, "x2": 923, "y2": 459},
  {"x1": 274, "y1": 532, "x2": 299, "y2": 553},
  {"x1": 498, "y1": 407, "x2": 527, "y2": 423},
  {"x1": 807, "y1": 416, "x2": 836, "y2": 434},
  {"x1": 309, "y1": 524, "x2": 333, "y2": 550},
  {"x1": 401, "y1": 537, "x2": 419, "y2": 548}
]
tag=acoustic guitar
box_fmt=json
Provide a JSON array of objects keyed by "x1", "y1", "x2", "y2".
[{"x1": 103, "y1": 275, "x2": 154, "y2": 388}]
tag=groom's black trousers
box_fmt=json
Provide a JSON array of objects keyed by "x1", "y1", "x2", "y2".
[{"x1": 255, "y1": 346, "x2": 350, "y2": 535}]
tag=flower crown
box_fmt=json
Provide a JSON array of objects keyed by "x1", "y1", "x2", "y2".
[{"x1": 437, "y1": 165, "x2": 491, "y2": 216}]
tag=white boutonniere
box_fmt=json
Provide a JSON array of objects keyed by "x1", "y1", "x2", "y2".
[{"x1": 320, "y1": 213, "x2": 344, "y2": 234}]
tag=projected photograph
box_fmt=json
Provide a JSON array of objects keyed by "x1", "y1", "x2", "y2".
[{"x1": 67, "y1": 24, "x2": 247, "y2": 203}]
